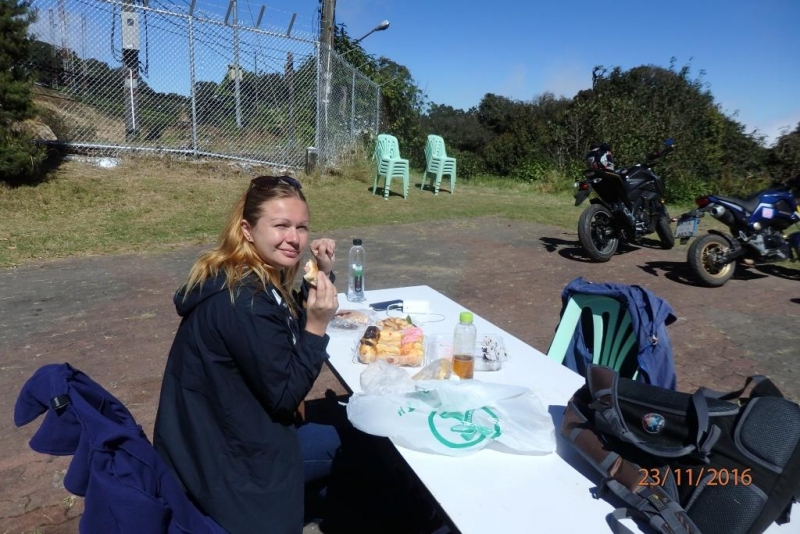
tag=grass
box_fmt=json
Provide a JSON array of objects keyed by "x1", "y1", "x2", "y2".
[
  {"x1": 0, "y1": 153, "x2": 788, "y2": 269},
  {"x1": 0, "y1": 155, "x2": 591, "y2": 268}
]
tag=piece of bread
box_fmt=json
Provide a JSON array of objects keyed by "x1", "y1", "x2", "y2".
[
  {"x1": 376, "y1": 317, "x2": 412, "y2": 331},
  {"x1": 358, "y1": 343, "x2": 377, "y2": 363},
  {"x1": 401, "y1": 342, "x2": 424, "y2": 355},
  {"x1": 376, "y1": 343, "x2": 401, "y2": 355},
  {"x1": 303, "y1": 259, "x2": 319, "y2": 286},
  {"x1": 379, "y1": 330, "x2": 402, "y2": 343},
  {"x1": 398, "y1": 351, "x2": 423, "y2": 366},
  {"x1": 362, "y1": 326, "x2": 380, "y2": 340}
]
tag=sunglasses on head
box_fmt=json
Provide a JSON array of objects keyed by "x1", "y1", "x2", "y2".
[{"x1": 249, "y1": 175, "x2": 303, "y2": 190}]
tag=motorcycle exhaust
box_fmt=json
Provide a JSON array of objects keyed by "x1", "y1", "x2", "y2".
[{"x1": 710, "y1": 205, "x2": 726, "y2": 217}]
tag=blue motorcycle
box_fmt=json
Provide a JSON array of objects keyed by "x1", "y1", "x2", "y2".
[{"x1": 675, "y1": 177, "x2": 800, "y2": 287}]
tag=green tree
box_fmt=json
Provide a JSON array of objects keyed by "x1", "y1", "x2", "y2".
[
  {"x1": 769, "y1": 123, "x2": 800, "y2": 179},
  {"x1": 421, "y1": 103, "x2": 490, "y2": 153},
  {"x1": 0, "y1": 0, "x2": 45, "y2": 181},
  {"x1": 334, "y1": 24, "x2": 425, "y2": 166}
]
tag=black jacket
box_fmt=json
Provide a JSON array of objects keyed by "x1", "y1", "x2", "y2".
[{"x1": 153, "y1": 274, "x2": 330, "y2": 534}]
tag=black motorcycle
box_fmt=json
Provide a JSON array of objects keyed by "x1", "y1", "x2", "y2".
[{"x1": 575, "y1": 139, "x2": 675, "y2": 261}]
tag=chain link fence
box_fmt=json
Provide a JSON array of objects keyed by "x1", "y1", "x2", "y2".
[{"x1": 28, "y1": 0, "x2": 380, "y2": 168}]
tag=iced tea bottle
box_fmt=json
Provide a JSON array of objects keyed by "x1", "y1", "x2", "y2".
[{"x1": 452, "y1": 311, "x2": 476, "y2": 379}]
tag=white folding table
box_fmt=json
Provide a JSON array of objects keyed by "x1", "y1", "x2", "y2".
[{"x1": 325, "y1": 285, "x2": 798, "y2": 534}]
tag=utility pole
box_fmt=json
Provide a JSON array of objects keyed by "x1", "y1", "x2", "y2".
[
  {"x1": 121, "y1": 0, "x2": 140, "y2": 139},
  {"x1": 319, "y1": 0, "x2": 335, "y2": 162},
  {"x1": 57, "y1": 0, "x2": 73, "y2": 88},
  {"x1": 225, "y1": 0, "x2": 242, "y2": 128}
]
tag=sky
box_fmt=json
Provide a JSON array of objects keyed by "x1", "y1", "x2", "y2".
[
  {"x1": 31, "y1": 0, "x2": 800, "y2": 145},
  {"x1": 308, "y1": 0, "x2": 800, "y2": 145}
]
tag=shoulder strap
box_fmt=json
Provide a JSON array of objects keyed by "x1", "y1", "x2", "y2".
[
  {"x1": 562, "y1": 396, "x2": 701, "y2": 534},
  {"x1": 698, "y1": 374, "x2": 784, "y2": 401}
]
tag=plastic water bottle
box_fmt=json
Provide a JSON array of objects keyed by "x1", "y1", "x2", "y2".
[
  {"x1": 452, "y1": 311, "x2": 477, "y2": 379},
  {"x1": 346, "y1": 238, "x2": 366, "y2": 302}
]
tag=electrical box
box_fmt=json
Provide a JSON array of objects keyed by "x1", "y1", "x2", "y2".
[
  {"x1": 227, "y1": 65, "x2": 242, "y2": 82},
  {"x1": 121, "y1": 10, "x2": 140, "y2": 51}
]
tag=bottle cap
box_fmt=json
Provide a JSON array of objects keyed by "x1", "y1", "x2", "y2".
[
  {"x1": 353, "y1": 238, "x2": 362, "y2": 246},
  {"x1": 459, "y1": 311, "x2": 473, "y2": 324}
]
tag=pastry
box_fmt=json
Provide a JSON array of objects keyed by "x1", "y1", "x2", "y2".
[
  {"x1": 375, "y1": 343, "x2": 401, "y2": 355},
  {"x1": 357, "y1": 323, "x2": 424, "y2": 366},
  {"x1": 303, "y1": 259, "x2": 318, "y2": 286},
  {"x1": 376, "y1": 317, "x2": 412, "y2": 331},
  {"x1": 334, "y1": 310, "x2": 371, "y2": 326},
  {"x1": 362, "y1": 326, "x2": 380, "y2": 340},
  {"x1": 358, "y1": 343, "x2": 377, "y2": 363},
  {"x1": 379, "y1": 330, "x2": 402, "y2": 343},
  {"x1": 400, "y1": 327, "x2": 424, "y2": 355}
]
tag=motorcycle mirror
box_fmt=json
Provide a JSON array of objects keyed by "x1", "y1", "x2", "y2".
[{"x1": 664, "y1": 138, "x2": 675, "y2": 147}]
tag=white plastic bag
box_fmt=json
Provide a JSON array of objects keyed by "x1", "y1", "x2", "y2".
[
  {"x1": 346, "y1": 379, "x2": 556, "y2": 456},
  {"x1": 360, "y1": 360, "x2": 415, "y2": 395}
]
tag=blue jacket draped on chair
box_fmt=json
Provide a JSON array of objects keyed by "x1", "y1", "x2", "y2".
[{"x1": 14, "y1": 363, "x2": 225, "y2": 534}]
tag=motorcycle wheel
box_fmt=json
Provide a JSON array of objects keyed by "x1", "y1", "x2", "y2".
[
  {"x1": 578, "y1": 204, "x2": 618, "y2": 262},
  {"x1": 687, "y1": 234, "x2": 735, "y2": 287},
  {"x1": 655, "y1": 216, "x2": 675, "y2": 249}
]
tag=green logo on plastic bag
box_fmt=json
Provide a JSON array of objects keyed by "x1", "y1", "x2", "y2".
[{"x1": 428, "y1": 408, "x2": 502, "y2": 448}]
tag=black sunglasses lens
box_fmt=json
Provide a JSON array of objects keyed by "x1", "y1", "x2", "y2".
[
  {"x1": 250, "y1": 175, "x2": 302, "y2": 190},
  {"x1": 283, "y1": 177, "x2": 302, "y2": 189}
]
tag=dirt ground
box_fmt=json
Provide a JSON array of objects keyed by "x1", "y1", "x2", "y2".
[{"x1": 2, "y1": 216, "x2": 799, "y2": 533}]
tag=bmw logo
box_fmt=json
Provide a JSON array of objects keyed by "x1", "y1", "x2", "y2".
[{"x1": 642, "y1": 413, "x2": 666, "y2": 434}]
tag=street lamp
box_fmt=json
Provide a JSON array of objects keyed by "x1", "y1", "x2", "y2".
[{"x1": 354, "y1": 20, "x2": 390, "y2": 43}]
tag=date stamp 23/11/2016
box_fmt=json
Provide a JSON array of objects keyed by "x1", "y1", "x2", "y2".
[{"x1": 638, "y1": 467, "x2": 753, "y2": 487}]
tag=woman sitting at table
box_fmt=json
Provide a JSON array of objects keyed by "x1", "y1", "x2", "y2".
[{"x1": 152, "y1": 175, "x2": 340, "y2": 534}]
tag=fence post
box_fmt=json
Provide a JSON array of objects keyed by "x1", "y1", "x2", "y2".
[
  {"x1": 285, "y1": 51, "x2": 295, "y2": 160},
  {"x1": 232, "y1": 0, "x2": 242, "y2": 128},
  {"x1": 350, "y1": 70, "x2": 356, "y2": 135},
  {"x1": 376, "y1": 86, "x2": 381, "y2": 132},
  {"x1": 315, "y1": 41, "x2": 321, "y2": 161},
  {"x1": 121, "y1": 0, "x2": 140, "y2": 140},
  {"x1": 306, "y1": 147, "x2": 318, "y2": 174},
  {"x1": 188, "y1": 1, "x2": 198, "y2": 156}
]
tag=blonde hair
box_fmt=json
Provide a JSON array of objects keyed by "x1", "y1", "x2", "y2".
[{"x1": 183, "y1": 179, "x2": 307, "y2": 314}]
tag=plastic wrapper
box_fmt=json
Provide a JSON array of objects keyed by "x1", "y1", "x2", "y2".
[
  {"x1": 412, "y1": 358, "x2": 455, "y2": 381},
  {"x1": 425, "y1": 333, "x2": 508, "y2": 371},
  {"x1": 360, "y1": 360, "x2": 415, "y2": 395},
  {"x1": 329, "y1": 309, "x2": 375, "y2": 331},
  {"x1": 474, "y1": 334, "x2": 508, "y2": 372}
]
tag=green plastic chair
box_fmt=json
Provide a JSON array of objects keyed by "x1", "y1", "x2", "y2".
[
  {"x1": 421, "y1": 135, "x2": 457, "y2": 195},
  {"x1": 372, "y1": 134, "x2": 410, "y2": 200},
  {"x1": 546, "y1": 293, "x2": 640, "y2": 379}
]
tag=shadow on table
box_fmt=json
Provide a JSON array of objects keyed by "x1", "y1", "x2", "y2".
[
  {"x1": 547, "y1": 404, "x2": 649, "y2": 533},
  {"x1": 304, "y1": 390, "x2": 453, "y2": 534},
  {"x1": 548, "y1": 404, "x2": 601, "y2": 482}
]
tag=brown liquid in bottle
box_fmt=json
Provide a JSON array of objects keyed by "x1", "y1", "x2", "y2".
[{"x1": 452, "y1": 354, "x2": 474, "y2": 379}]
